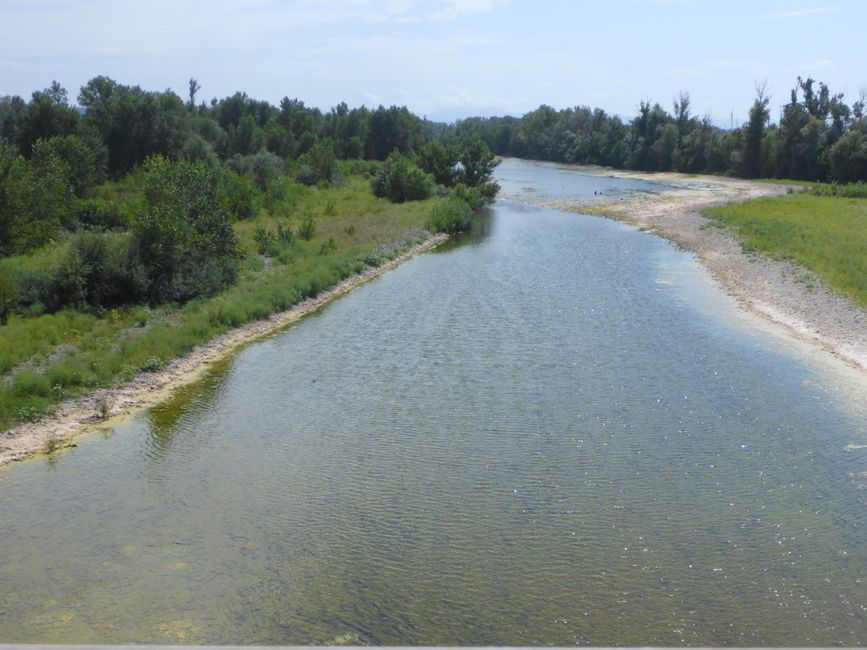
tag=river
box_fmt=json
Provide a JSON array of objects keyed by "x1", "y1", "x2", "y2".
[{"x1": 0, "y1": 159, "x2": 864, "y2": 645}]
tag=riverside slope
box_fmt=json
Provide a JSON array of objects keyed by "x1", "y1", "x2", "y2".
[
  {"x1": 0, "y1": 234, "x2": 448, "y2": 466},
  {"x1": 504, "y1": 164, "x2": 867, "y2": 375}
]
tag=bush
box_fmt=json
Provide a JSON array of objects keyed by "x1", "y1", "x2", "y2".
[
  {"x1": 73, "y1": 198, "x2": 129, "y2": 230},
  {"x1": 810, "y1": 181, "x2": 867, "y2": 198},
  {"x1": 226, "y1": 151, "x2": 283, "y2": 192},
  {"x1": 0, "y1": 145, "x2": 73, "y2": 255},
  {"x1": 371, "y1": 151, "x2": 432, "y2": 203},
  {"x1": 132, "y1": 156, "x2": 238, "y2": 304},
  {"x1": 31, "y1": 134, "x2": 106, "y2": 196},
  {"x1": 254, "y1": 222, "x2": 278, "y2": 255},
  {"x1": 427, "y1": 197, "x2": 474, "y2": 233},
  {"x1": 450, "y1": 183, "x2": 482, "y2": 209},
  {"x1": 338, "y1": 159, "x2": 379, "y2": 177},
  {"x1": 319, "y1": 236, "x2": 337, "y2": 255},
  {"x1": 296, "y1": 139, "x2": 338, "y2": 186},
  {"x1": 275, "y1": 220, "x2": 294, "y2": 245},
  {"x1": 297, "y1": 212, "x2": 316, "y2": 241},
  {"x1": 218, "y1": 169, "x2": 259, "y2": 220}
]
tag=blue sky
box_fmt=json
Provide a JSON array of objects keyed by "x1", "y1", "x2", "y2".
[{"x1": 2, "y1": 0, "x2": 864, "y2": 124}]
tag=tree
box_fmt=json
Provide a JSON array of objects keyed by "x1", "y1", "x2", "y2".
[
  {"x1": 371, "y1": 151, "x2": 432, "y2": 202},
  {"x1": 418, "y1": 140, "x2": 458, "y2": 186},
  {"x1": 828, "y1": 131, "x2": 867, "y2": 182},
  {"x1": 0, "y1": 95, "x2": 26, "y2": 145},
  {"x1": 298, "y1": 138, "x2": 337, "y2": 185},
  {"x1": 741, "y1": 83, "x2": 770, "y2": 178},
  {"x1": 457, "y1": 140, "x2": 500, "y2": 200},
  {"x1": 132, "y1": 157, "x2": 238, "y2": 303},
  {"x1": 0, "y1": 144, "x2": 73, "y2": 255},
  {"x1": 16, "y1": 83, "x2": 80, "y2": 156},
  {"x1": 31, "y1": 134, "x2": 106, "y2": 196},
  {"x1": 188, "y1": 78, "x2": 201, "y2": 110},
  {"x1": 79, "y1": 77, "x2": 189, "y2": 176}
]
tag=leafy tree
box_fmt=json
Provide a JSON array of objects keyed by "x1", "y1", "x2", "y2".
[
  {"x1": 228, "y1": 114, "x2": 263, "y2": 156},
  {"x1": 371, "y1": 151, "x2": 432, "y2": 202},
  {"x1": 31, "y1": 134, "x2": 106, "y2": 196},
  {"x1": 365, "y1": 106, "x2": 428, "y2": 159},
  {"x1": 16, "y1": 83, "x2": 80, "y2": 156},
  {"x1": 131, "y1": 157, "x2": 238, "y2": 303},
  {"x1": 418, "y1": 140, "x2": 459, "y2": 186},
  {"x1": 79, "y1": 77, "x2": 189, "y2": 175},
  {"x1": 0, "y1": 144, "x2": 73, "y2": 255},
  {"x1": 297, "y1": 139, "x2": 337, "y2": 186},
  {"x1": 188, "y1": 78, "x2": 201, "y2": 110},
  {"x1": 741, "y1": 84, "x2": 770, "y2": 178},
  {"x1": 457, "y1": 140, "x2": 500, "y2": 200},
  {"x1": 829, "y1": 131, "x2": 867, "y2": 182},
  {"x1": 0, "y1": 95, "x2": 26, "y2": 146}
]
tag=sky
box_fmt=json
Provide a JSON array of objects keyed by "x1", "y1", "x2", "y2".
[{"x1": 2, "y1": 0, "x2": 865, "y2": 125}]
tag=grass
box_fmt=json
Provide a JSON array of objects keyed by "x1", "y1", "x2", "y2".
[
  {"x1": 0, "y1": 174, "x2": 444, "y2": 431},
  {"x1": 755, "y1": 178, "x2": 819, "y2": 188},
  {"x1": 703, "y1": 193, "x2": 867, "y2": 307}
]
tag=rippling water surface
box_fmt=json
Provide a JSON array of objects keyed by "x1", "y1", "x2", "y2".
[{"x1": 0, "y1": 160, "x2": 865, "y2": 645}]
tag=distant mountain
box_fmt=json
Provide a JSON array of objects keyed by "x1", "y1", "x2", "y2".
[{"x1": 423, "y1": 106, "x2": 521, "y2": 124}]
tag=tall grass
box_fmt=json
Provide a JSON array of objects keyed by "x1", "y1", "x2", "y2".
[{"x1": 704, "y1": 193, "x2": 867, "y2": 306}]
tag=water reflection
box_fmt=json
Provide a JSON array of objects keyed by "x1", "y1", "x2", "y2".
[{"x1": 145, "y1": 361, "x2": 232, "y2": 457}]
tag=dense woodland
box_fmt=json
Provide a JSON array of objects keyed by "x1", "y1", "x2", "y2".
[
  {"x1": 0, "y1": 77, "x2": 498, "y2": 318},
  {"x1": 443, "y1": 78, "x2": 867, "y2": 184},
  {"x1": 1, "y1": 75, "x2": 865, "y2": 318}
]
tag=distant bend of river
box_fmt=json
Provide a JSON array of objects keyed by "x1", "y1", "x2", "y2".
[{"x1": 0, "y1": 158, "x2": 864, "y2": 645}]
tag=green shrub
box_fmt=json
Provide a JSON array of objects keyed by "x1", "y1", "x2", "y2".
[
  {"x1": 218, "y1": 169, "x2": 260, "y2": 220},
  {"x1": 73, "y1": 198, "x2": 129, "y2": 230},
  {"x1": 140, "y1": 356, "x2": 164, "y2": 372},
  {"x1": 427, "y1": 197, "x2": 474, "y2": 233},
  {"x1": 319, "y1": 237, "x2": 337, "y2": 255},
  {"x1": 132, "y1": 156, "x2": 238, "y2": 304},
  {"x1": 12, "y1": 371, "x2": 52, "y2": 397},
  {"x1": 297, "y1": 212, "x2": 317, "y2": 241},
  {"x1": 371, "y1": 151, "x2": 432, "y2": 203},
  {"x1": 275, "y1": 220, "x2": 294, "y2": 244},
  {"x1": 810, "y1": 181, "x2": 867, "y2": 198},
  {"x1": 450, "y1": 183, "x2": 482, "y2": 209},
  {"x1": 296, "y1": 140, "x2": 337, "y2": 186},
  {"x1": 254, "y1": 222, "x2": 278, "y2": 255}
]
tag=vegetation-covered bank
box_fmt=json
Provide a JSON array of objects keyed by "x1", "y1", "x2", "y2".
[
  {"x1": 0, "y1": 173, "x2": 444, "y2": 438},
  {"x1": 525, "y1": 165, "x2": 867, "y2": 374},
  {"x1": 704, "y1": 188, "x2": 867, "y2": 308},
  {"x1": 443, "y1": 77, "x2": 867, "y2": 184},
  {"x1": 0, "y1": 78, "x2": 501, "y2": 442},
  {"x1": 0, "y1": 230, "x2": 448, "y2": 466}
]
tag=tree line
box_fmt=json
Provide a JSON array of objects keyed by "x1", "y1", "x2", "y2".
[
  {"x1": 0, "y1": 77, "x2": 500, "y2": 320},
  {"x1": 442, "y1": 78, "x2": 867, "y2": 183}
]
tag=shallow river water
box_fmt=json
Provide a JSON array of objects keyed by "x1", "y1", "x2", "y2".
[{"x1": 0, "y1": 159, "x2": 865, "y2": 645}]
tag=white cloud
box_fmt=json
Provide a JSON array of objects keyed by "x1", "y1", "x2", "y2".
[
  {"x1": 760, "y1": 6, "x2": 834, "y2": 19},
  {"x1": 801, "y1": 59, "x2": 835, "y2": 71},
  {"x1": 427, "y1": 0, "x2": 495, "y2": 21}
]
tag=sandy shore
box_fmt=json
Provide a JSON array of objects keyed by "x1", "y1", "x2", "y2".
[
  {"x1": 0, "y1": 233, "x2": 448, "y2": 467},
  {"x1": 535, "y1": 166, "x2": 867, "y2": 375}
]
